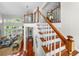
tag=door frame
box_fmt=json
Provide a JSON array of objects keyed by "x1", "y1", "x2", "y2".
[{"x1": 23, "y1": 23, "x2": 37, "y2": 55}]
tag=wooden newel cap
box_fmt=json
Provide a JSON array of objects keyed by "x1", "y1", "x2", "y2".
[
  {"x1": 67, "y1": 35, "x2": 74, "y2": 41},
  {"x1": 67, "y1": 35, "x2": 73, "y2": 39}
]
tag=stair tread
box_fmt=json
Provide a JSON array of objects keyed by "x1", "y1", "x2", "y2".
[
  {"x1": 40, "y1": 35, "x2": 59, "y2": 42},
  {"x1": 37, "y1": 24, "x2": 49, "y2": 26},
  {"x1": 56, "y1": 49, "x2": 79, "y2": 56},
  {"x1": 72, "y1": 50, "x2": 79, "y2": 56},
  {"x1": 56, "y1": 49, "x2": 68, "y2": 56},
  {"x1": 38, "y1": 27, "x2": 51, "y2": 30},
  {"x1": 42, "y1": 42, "x2": 65, "y2": 53},
  {"x1": 39, "y1": 31, "x2": 54, "y2": 34}
]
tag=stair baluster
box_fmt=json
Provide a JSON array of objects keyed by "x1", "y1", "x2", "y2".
[
  {"x1": 51, "y1": 28, "x2": 52, "y2": 56},
  {"x1": 47, "y1": 24, "x2": 50, "y2": 50},
  {"x1": 59, "y1": 40, "x2": 61, "y2": 56},
  {"x1": 54, "y1": 35, "x2": 56, "y2": 56}
]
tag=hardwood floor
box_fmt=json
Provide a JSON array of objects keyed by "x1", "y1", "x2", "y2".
[{"x1": 0, "y1": 47, "x2": 18, "y2": 56}]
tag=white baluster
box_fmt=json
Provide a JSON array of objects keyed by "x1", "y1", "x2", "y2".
[
  {"x1": 24, "y1": 26, "x2": 27, "y2": 52},
  {"x1": 46, "y1": 23, "x2": 47, "y2": 47},
  {"x1": 51, "y1": 28, "x2": 52, "y2": 56},
  {"x1": 48, "y1": 24, "x2": 50, "y2": 50},
  {"x1": 59, "y1": 40, "x2": 61, "y2": 56},
  {"x1": 54, "y1": 35, "x2": 56, "y2": 56},
  {"x1": 36, "y1": 13, "x2": 38, "y2": 23}
]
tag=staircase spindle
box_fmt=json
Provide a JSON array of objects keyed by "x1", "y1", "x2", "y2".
[
  {"x1": 36, "y1": 12, "x2": 38, "y2": 23},
  {"x1": 24, "y1": 26, "x2": 27, "y2": 52},
  {"x1": 47, "y1": 24, "x2": 50, "y2": 50},
  {"x1": 59, "y1": 40, "x2": 61, "y2": 56},
  {"x1": 45, "y1": 23, "x2": 48, "y2": 47},
  {"x1": 51, "y1": 28, "x2": 52, "y2": 56},
  {"x1": 54, "y1": 35, "x2": 56, "y2": 56}
]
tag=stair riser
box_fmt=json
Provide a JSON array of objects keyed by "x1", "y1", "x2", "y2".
[
  {"x1": 37, "y1": 23, "x2": 61, "y2": 28},
  {"x1": 42, "y1": 38, "x2": 61, "y2": 46},
  {"x1": 39, "y1": 33, "x2": 56, "y2": 38},
  {"x1": 38, "y1": 29, "x2": 53, "y2": 33},
  {"x1": 46, "y1": 46, "x2": 65, "y2": 56}
]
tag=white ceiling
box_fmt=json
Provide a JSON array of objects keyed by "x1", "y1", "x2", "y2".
[
  {"x1": 0, "y1": 2, "x2": 44, "y2": 18},
  {"x1": 0, "y1": 2, "x2": 59, "y2": 18}
]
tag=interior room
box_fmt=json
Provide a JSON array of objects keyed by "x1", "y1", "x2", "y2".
[{"x1": 0, "y1": 2, "x2": 79, "y2": 56}]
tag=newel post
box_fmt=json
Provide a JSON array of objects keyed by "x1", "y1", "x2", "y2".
[
  {"x1": 37, "y1": 7, "x2": 39, "y2": 22},
  {"x1": 66, "y1": 35, "x2": 75, "y2": 56}
]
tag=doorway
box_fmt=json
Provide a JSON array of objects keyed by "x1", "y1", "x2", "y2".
[
  {"x1": 26, "y1": 27, "x2": 34, "y2": 56},
  {"x1": 24, "y1": 24, "x2": 36, "y2": 56}
]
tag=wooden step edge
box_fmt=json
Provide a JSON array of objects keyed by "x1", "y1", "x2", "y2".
[
  {"x1": 39, "y1": 31, "x2": 54, "y2": 34},
  {"x1": 72, "y1": 50, "x2": 79, "y2": 56},
  {"x1": 40, "y1": 35, "x2": 59, "y2": 42},
  {"x1": 42, "y1": 42, "x2": 65, "y2": 53},
  {"x1": 38, "y1": 27, "x2": 51, "y2": 30},
  {"x1": 56, "y1": 49, "x2": 79, "y2": 56},
  {"x1": 56, "y1": 49, "x2": 68, "y2": 56},
  {"x1": 37, "y1": 24, "x2": 49, "y2": 26}
]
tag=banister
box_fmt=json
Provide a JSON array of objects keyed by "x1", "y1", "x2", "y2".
[
  {"x1": 38, "y1": 10, "x2": 76, "y2": 56},
  {"x1": 34, "y1": 7, "x2": 77, "y2": 56},
  {"x1": 39, "y1": 10, "x2": 67, "y2": 44}
]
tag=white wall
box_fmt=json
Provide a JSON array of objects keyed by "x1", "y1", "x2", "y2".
[
  {"x1": 61, "y1": 2, "x2": 79, "y2": 49},
  {"x1": 0, "y1": 15, "x2": 4, "y2": 35},
  {"x1": 0, "y1": 16, "x2": 2, "y2": 35}
]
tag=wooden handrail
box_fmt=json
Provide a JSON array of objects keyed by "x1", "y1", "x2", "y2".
[{"x1": 39, "y1": 11, "x2": 67, "y2": 44}]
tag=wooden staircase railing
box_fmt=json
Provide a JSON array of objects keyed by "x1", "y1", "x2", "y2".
[{"x1": 35, "y1": 7, "x2": 75, "y2": 56}]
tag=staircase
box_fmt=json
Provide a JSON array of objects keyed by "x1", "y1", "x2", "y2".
[
  {"x1": 36, "y1": 23, "x2": 78, "y2": 56},
  {"x1": 32, "y1": 7, "x2": 79, "y2": 56},
  {"x1": 9, "y1": 6, "x2": 79, "y2": 56}
]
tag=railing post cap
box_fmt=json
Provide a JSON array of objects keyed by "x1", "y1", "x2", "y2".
[
  {"x1": 67, "y1": 35, "x2": 73, "y2": 39},
  {"x1": 67, "y1": 35, "x2": 74, "y2": 41}
]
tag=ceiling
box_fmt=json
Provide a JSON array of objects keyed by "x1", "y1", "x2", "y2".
[
  {"x1": 0, "y1": 2, "x2": 44, "y2": 18},
  {"x1": 0, "y1": 2, "x2": 59, "y2": 18}
]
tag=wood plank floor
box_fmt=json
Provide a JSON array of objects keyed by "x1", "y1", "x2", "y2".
[{"x1": 0, "y1": 47, "x2": 19, "y2": 56}]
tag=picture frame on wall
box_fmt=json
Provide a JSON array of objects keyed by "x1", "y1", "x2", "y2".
[
  {"x1": 47, "y1": 6, "x2": 61, "y2": 23},
  {"x1": 47, "y1": 10, "x2": 55, "y2": 22}
]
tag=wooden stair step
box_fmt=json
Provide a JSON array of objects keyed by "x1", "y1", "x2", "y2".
[
  {"x1": 42, "y1": 41, "x2": 65, "y2": 53},
  {"x1": 40, "y1": 35, "x2": 59, "y2": 42},
  {"x1": 56, "y1": 49, "x2": 68, "y2": 56},
  {"x1": 39, "y1": 31, "x2": 54, "y2": 34},
  {"x1": 37, "y1": 24, "x2": 49, "y2": 26},
  {"x1": 72, "y1": 50, "x2": 79, "y2": 56},
  {"x1": 38, "y1": 27, "x2": 51, "y2": 30},
  {"x1": 56, "y1": 49, "x2": 79, "y2": 56}
]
